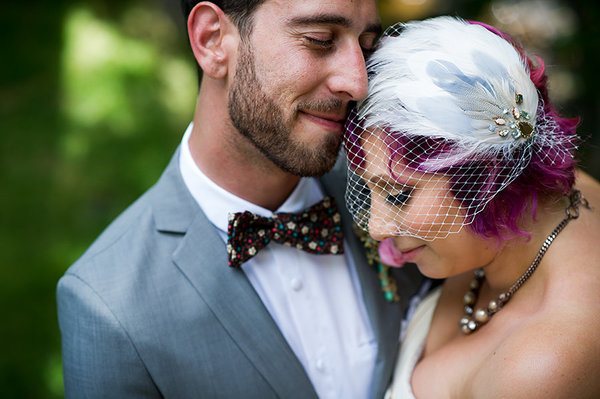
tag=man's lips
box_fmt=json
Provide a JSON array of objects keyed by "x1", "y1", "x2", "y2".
[{"x1": 300, "y1": 111, "x2": 345, "y2": 131}]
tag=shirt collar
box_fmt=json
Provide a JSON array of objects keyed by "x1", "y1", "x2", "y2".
[{"x1": 179, "y1": 123, "x2": 324, "y2": 233}]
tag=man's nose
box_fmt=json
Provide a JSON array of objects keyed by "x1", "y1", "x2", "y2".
[{"x1": 327, "y1": 42, "x2": 369, "y2": 101}]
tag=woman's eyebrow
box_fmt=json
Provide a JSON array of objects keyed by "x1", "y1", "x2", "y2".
[{"x1": 369, "y1": 174, "x2": 411, "y2": 188}]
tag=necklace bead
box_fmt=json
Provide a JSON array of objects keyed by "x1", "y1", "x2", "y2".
[
  {"x1": 474, "y1": 309, "x2": 489, "y2": 323},
  {"x1": 463, "y1": 291, "x2": 476, "y2": 305}
]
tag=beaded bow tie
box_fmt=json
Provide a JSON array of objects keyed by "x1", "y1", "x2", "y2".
[{"x1": 226, "y1": 196, "x2": 344, "y2": 268}]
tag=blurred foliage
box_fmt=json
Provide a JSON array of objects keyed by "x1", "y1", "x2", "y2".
[{"x1": 0, "y1": 0, "x2": 598, "y2": 397}]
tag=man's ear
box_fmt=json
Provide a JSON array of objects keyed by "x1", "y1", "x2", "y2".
[{"x1": 187, "y1": 2, "x2": 235, "y2": 79}]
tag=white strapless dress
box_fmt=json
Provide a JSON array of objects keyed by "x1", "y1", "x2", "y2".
[{"x1": 385, "y1": 287, "x2": 442, "y2": 399}]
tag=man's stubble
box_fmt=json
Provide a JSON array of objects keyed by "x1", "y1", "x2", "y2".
[{"x1": 228, "y1": 41, "x2": 344, "y2": 177}]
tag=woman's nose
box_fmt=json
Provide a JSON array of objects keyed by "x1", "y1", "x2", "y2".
[{"x1": 368, "y1": 195, "x2": 397, "y2": 241}]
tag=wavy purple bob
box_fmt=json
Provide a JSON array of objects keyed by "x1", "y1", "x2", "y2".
[{"x1": 464, "y1": 21, "x2": 579, "y2": 240}]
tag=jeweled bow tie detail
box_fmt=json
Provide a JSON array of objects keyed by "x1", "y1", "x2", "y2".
[{"x1": 227, "y1": 196, "x2": 344, "y2": 268}]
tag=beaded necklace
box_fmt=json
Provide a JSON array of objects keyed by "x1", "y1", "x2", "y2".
[{"x1": 460, "y1": 190, "x2": 590, "y2": 334}]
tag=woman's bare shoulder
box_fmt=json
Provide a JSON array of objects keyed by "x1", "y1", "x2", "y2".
[
  {"x1": 470, "y1": 283, "x2": 600, "y2": 398},
  {"x1": 469, "y1": 316, "x2": 600, "y2": 398},
  {"x1": 454, "y1": 170, "x2": 600, "y2": 398}
]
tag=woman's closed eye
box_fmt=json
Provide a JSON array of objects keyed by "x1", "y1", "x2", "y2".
[
  {"x1": 385, "y1": 190, "x2": 411, "y2": 206},
  {"x1": 367, "y1": 175, "x2": 414, "y2": 207}
]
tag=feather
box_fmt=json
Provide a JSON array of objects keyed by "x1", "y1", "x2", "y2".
[{"x1": 357, "y1": 17, "x2": 539, "y2": 161}]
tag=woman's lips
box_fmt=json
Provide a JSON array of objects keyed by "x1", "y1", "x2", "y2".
[
  {"x1": 400, "y1": 245, "x2": 424, "y2": 263},
  {"x1": 378, "y1": 238, "x2": 424, "y2": 267},
  {"x1": 378, "y1": 238, "x2": 406, "y2": 267}
]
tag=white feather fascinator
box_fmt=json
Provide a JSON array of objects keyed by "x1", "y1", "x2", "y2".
[
  {"x1": 358, "y1": 16, "x2": 539, "y2": 163},
  {"x1": 344, "y1": 17, "x2": 572, "y2": 240}
]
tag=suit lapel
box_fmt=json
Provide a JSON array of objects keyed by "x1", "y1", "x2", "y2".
[
  {"x1": 151, "y1": 150, "x2": 318, "y2": 398},
  {"x1": 151, "y1": 150, "x2": 418, "y2": 398}
]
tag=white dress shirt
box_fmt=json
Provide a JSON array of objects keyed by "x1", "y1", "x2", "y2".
[{"x1": 179, "y1": 123, "x2": 377, "y2": 399}]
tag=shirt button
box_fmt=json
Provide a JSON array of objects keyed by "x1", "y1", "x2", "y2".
[
  {"x1": 290, "y1": 278, "x2": 303, "y2": 291},
  {"x1": 315, "y1": 359, "x2": 326, "y2": 372}
]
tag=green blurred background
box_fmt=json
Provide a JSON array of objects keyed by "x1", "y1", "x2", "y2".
[{"x1": 1, "y1": 0, "x2": 598, "y2": 397}]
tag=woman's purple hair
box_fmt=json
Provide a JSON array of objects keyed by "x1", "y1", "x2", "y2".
[{"x1": 345, "y1": 21, "x2": 580, "y2": 242}]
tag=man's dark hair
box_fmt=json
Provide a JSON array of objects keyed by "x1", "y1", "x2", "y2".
[{"x1": 180, "y1": 0, "x2": 268, "y2": 36}]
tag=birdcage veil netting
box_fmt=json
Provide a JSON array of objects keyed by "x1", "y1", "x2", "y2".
[{"x1": 343, "y1": 17, "x2": 574, "y2": 241}]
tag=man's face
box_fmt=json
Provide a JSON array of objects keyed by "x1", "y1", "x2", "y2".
[{"x1": 228, "y1": 0, "x2": 380, "y2": 177}]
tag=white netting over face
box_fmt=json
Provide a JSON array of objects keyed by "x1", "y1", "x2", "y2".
[
  {"x1": 344, "y1": 115, "x2": 535, "y2": 240},
  {"x1": 343, "y1": 17, "x2": 574, "y2": 241}
]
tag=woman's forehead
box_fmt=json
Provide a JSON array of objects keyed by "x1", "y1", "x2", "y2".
[{"x1": 359, "y1": 131, "x2": 425, "y2": 185}]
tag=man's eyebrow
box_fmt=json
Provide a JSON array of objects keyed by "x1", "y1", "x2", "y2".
[{"x1": 287, "y1": 14, "x2": 382, "y2": 35}]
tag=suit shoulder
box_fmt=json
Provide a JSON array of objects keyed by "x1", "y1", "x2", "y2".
[
  {"x1": 71, "y1": 189, "x2": 155, "y2": 265},
  {"x1": 62, "y1": 182, "x2": 184, "y2": 290}
]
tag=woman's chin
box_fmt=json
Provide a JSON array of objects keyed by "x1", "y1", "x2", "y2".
[
  {"x1": 416, "y1": 265, "x2": 447, "y2": 279},
  {"x1": 415, "y1": 259, "x2": 460, "y2": 279}
]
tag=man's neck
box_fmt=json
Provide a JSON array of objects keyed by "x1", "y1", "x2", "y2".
[{"x1": 188, "y1": 89, "x2": 301, "y2": 212}]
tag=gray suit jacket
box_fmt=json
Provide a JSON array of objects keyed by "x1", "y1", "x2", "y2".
[{"x1": 57, "y1": 149, "x2": 423, "y2": 398}]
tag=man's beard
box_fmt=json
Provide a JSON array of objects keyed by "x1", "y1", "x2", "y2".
[{"x1": 228, "y1": 42, "x2": 344, "y2": 177}]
